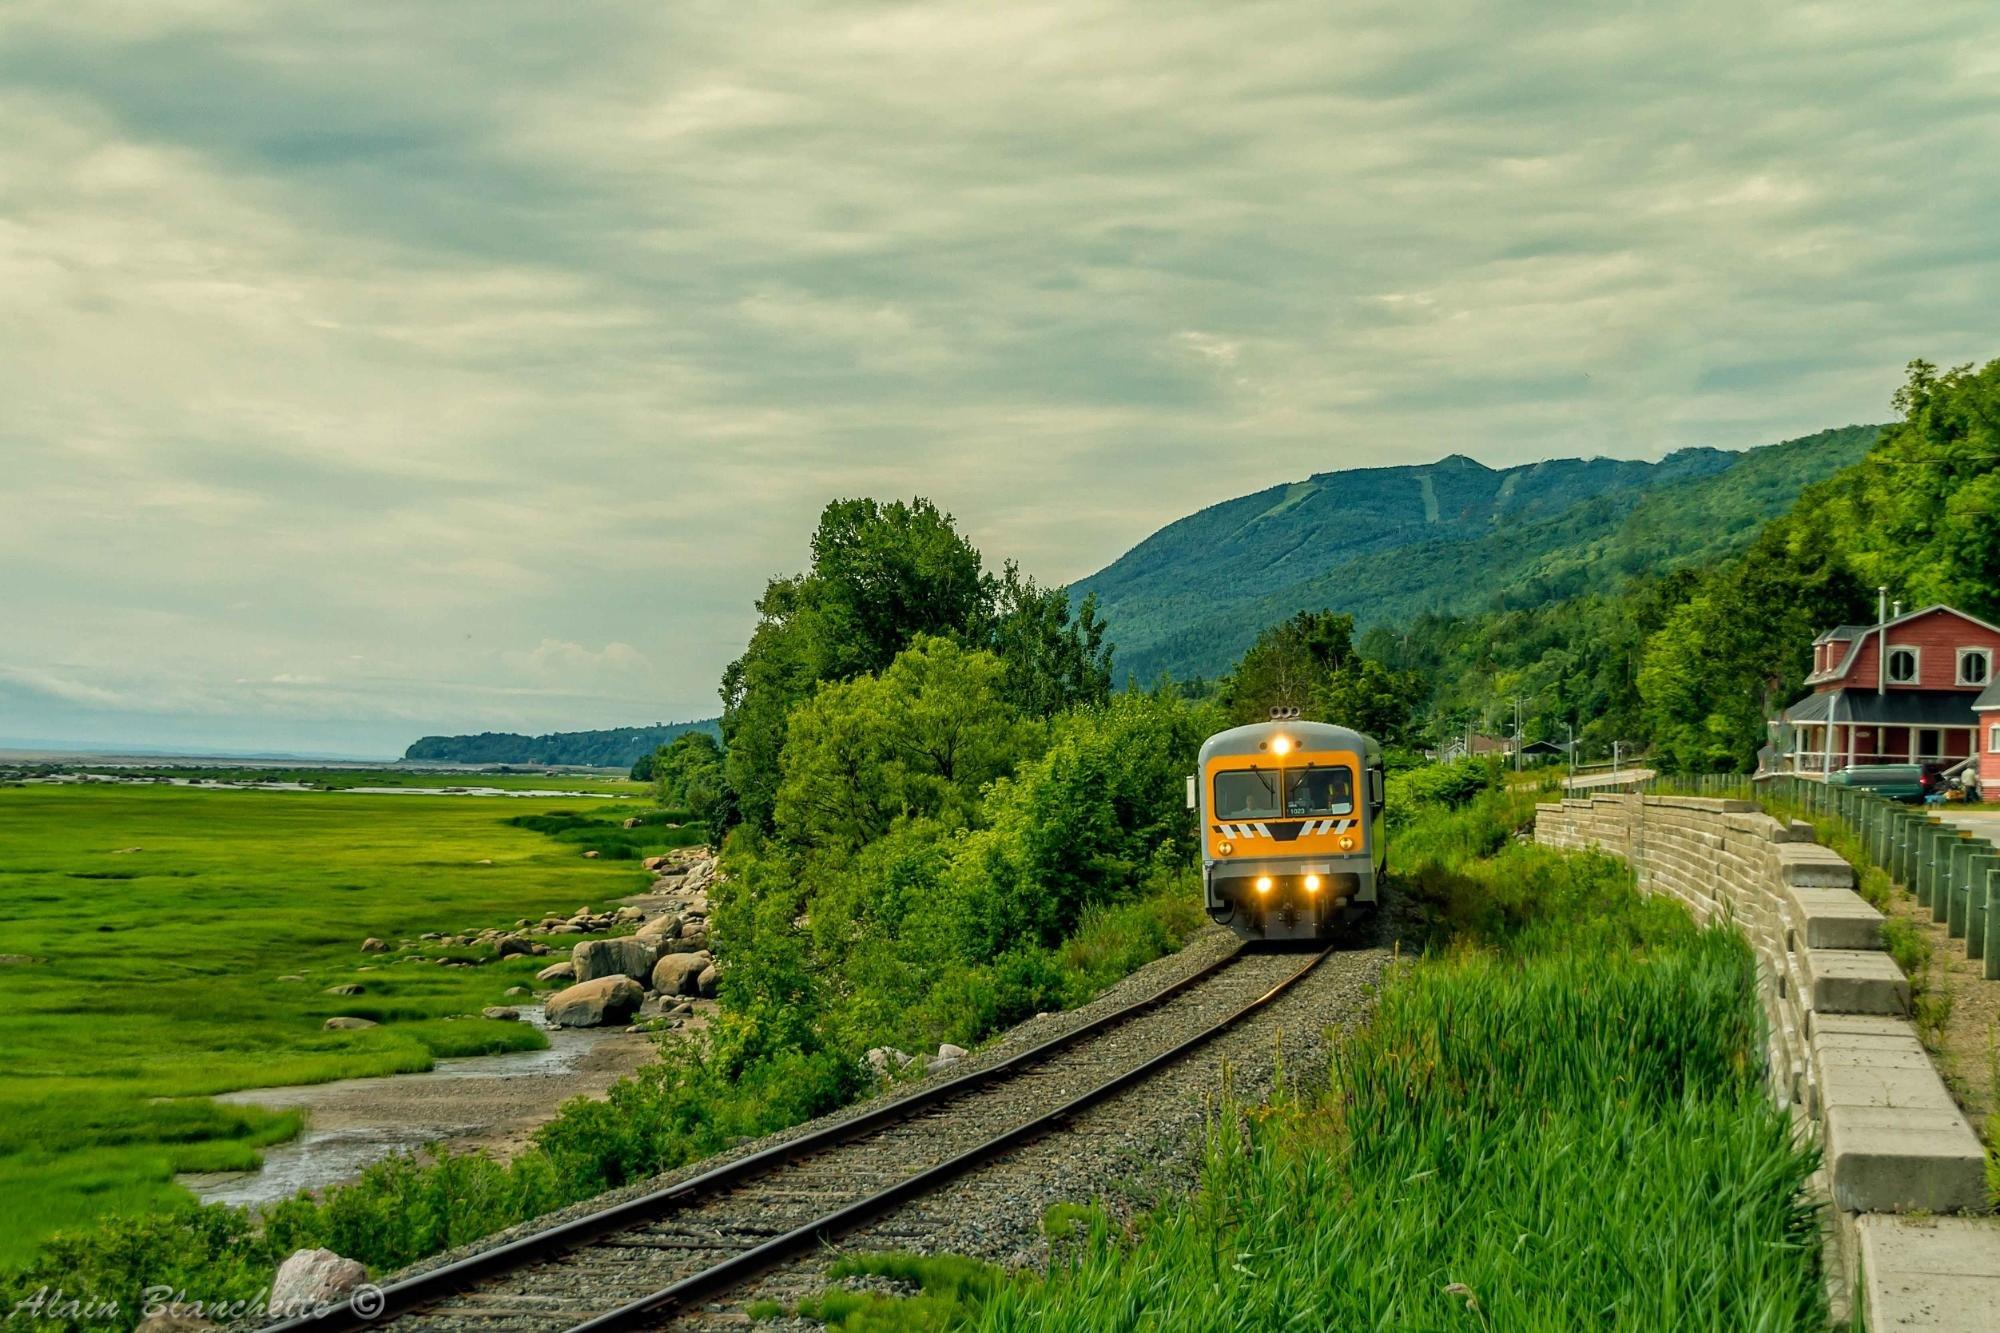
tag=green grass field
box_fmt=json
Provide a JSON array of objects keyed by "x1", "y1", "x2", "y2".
[
  {"x1": 0, "y1": 782, "x2": 687, "y2": 1269},
  {"x1": 29, "y1": 767, "x2": 648, "y2": 794}
]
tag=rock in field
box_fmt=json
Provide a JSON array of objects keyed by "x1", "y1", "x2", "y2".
[
  {"x1": 270, "y1": 1248, "x2": 367, "y2": 1314},
  {"x1": 359, "y1": 938, "x2": 388, "y2": 953},
  {"x1": 323, "y1": 984, "x2": 363, "y2": 996},
  {"x1": 928, "y1": 1042, "x2": 968, "y2": 1072},
  {"x1": 545, "y1": 975, "x2": 644, "y2": 1028},
  {"x1": 481, "y1": 1006, "x2": 519, "y2": 1022},
  {"x1": 636, "y1": 913, "x2": 682, "y2": 946},
  {"x1": 696, "y1": 963, "x2": 719, "y2": 998},
  {"x1": 536, "y1": 961, "x2": 576, "y2": 984},
  {"x1": 323, "y1": 1016, "x2": 377, "y2": 1031},
  {"x1": 622, "y1": 817, "x2": 642, "y2": 829},
  {"x1": 582, "y1": 849, "x2": 599, "y2": 859},
  {"x1": 494, "y1": 936, "x2": 535, "y2": 958},
  {"x1": 572, "y1": 936, "x2": 658, "y2": 984},
  {"x1": 651, "y1": 950, "x2": 712, "y2": 997}
]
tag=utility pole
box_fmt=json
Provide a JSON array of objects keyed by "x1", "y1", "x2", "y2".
[
  {"x1": 1512, "y1": 697, "x2": 1524, "y2": 772},
  {"x1": 1565, "y1": 720, "x2": 1576, "y2": 778},
  {"x1": 1613, "y1": 740, "x2": 1623, "y2": 778}
]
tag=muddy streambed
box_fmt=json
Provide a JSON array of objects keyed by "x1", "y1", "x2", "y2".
[{"x1": 178, "y1": 1011, "x2": 659, "y2": 1207}]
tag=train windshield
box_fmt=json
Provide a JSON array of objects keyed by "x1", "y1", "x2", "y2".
[
  {"x1": 1212, "y1": 769, "x2": 1281, "y2": 820},
  {"x1": 1284, "y1": 766, "x2": 1354, "y2": 817}
]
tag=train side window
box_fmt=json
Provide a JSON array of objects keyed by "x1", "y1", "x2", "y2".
[
  {"x1": 1284, "y1": 766, "x2": 1353, "y2": 816},
  {"x1": 1213, "y1": 770, "x2": 1281, "y2": 819}
]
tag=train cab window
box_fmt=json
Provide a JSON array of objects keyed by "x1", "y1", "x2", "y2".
[
  {"x1": 1213, "y1": 769, "x2": 1281, "y2": 820},
  {"x1": 1285, "y1": 766, "x2": 1354, "y2": 817}
]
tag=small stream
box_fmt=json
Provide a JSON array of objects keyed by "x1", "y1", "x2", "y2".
[{"x1": 179, "y1": 1010, "x2": 654, "y2": 1207}]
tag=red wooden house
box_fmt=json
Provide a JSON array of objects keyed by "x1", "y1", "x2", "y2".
[{"x1": 1780, "y1": 604, "x2": 2000, "y2": 775}]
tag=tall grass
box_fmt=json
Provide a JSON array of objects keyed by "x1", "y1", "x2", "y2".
[{"x1": 813, "y1": 774, "x2": 1825, "y2": 1331}]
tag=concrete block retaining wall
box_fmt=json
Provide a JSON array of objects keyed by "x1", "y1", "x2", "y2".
[{"x1": 1535, "y1": 793, "x2": 1995, "y2": 1328}]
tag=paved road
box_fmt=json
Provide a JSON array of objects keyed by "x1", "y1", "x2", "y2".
[{"x1": 1938, "y1": 808, "x2": 2000, "y2": 841}]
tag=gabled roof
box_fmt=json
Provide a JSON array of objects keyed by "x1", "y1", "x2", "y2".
[
  {"x1": 1976, "y1": 678, "x2": 2000, "y2": 711},
  {"x1": 1806, "y1": 604, "x2": 2000, "y2": 685}
]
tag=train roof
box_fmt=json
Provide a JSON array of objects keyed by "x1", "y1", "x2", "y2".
[{"x1": 1198, "y1": 719, "x2": 1379, "y2": 763}]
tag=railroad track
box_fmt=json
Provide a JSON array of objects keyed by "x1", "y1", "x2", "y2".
[{"x1": 270, "y1": 943, "x2": 1335, "y2": 1333}]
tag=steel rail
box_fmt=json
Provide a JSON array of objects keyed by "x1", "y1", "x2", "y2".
[
  {"x1": 266, "y1": 942, "x2": 1252, "y2": 1333},
  {"x1": 568, "y1": 944, "x2": 1333, "y2": 1333}
]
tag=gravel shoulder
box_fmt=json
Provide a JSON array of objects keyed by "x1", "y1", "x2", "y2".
[
  {"x1": 677, "y1": 939, "x2": 1392, "y2": 1328},
  {"x1": 383, "y1": 924, "x2": 1250, "y2": 1289}
]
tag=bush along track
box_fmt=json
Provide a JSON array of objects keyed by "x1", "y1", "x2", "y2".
[{"x1": 774, "y1": 781, "x2": 1826, "y2": 1331}]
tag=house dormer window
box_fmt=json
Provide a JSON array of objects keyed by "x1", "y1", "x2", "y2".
[
  {"x1": 1886, "y1": 646, "x2": 1920, "y2": 684},
  {"x1": 1958, "y1": 648, "x2": 1991, "y2": 686}
]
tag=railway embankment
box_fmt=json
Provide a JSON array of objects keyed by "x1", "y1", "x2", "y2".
[{"x1": 1536, "y1": 792, "x2": 2000, "y2": 1330}]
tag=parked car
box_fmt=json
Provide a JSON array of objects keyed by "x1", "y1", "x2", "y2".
[{"x1": 1826, "y1": 763, "x2": 1928, "y2": 802}]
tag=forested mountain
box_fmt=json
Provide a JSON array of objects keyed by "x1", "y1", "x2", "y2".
[
  {"x1": 402, "y1": 719, "x2": 718, "y2": 767},
  {"x1": 1384, "y1": 358, "x2": 2000, "y2": 770},
  {"x1": 1078, "y1": 427, "x2": 1881, "y2": 682}
]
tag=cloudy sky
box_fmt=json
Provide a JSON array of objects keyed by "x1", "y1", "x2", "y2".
[{"x1": 4, "y1": 1, "x2": 1996, "y2": 757}]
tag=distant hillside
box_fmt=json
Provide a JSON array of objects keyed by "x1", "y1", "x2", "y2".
[
  {"x1": 1077, "y1": 425, "x2": 1882, "y2": 682},
  {"x1": 402, "y1": 719, "x2": 720, "y2": 768}
]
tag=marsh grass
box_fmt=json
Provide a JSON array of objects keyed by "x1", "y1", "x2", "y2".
[{"x1": 0, "y1": 783, "x2": 683, "y2": 1266}]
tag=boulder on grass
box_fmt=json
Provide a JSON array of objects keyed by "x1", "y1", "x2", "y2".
[
  {"x1": 651, "y1": 950, "x2": 712, "y2": 997},
  {"x1": 359, "y1": 938, "x2": 388, "y2": 953},
  {"x1": 535, "y1": 960, "x2": 575, "y2": 984},
  {"x1": 481, "y1": 1006, "x2": 519, "y2": 1022},
  {"x1": 545, "y1": 975, "x2": 644, "y2": 1028},
  {"x1": 696, "y1": 963, "x2": 719, "y2": 998},
  {"x1": 270, "y1": 1248, "x2": 366, "y2": 1316},
  {"x1": 572, "y1": 936, "x2": 658, "y2": 984},
  {"x1": 323, "y1": 1016, "x2": 377, "y2": 1031},
  {"x1": 323, "y1": 984, "x2": 363, "y2": 996},
  {"x1": 495, "y1": 936, "x2": 535, "y2": 958},
  {"x1": 636, "y1": 913, "x2": 682, "y2": 946}
]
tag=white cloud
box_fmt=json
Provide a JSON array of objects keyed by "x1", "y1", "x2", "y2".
[{"x1": 0, "y1": 0, "x2": 1996, "y2": 751}]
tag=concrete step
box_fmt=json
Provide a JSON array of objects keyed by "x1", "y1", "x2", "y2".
[
  {"x1": 1805, "y1": 949, "x2": 1911, "y2": 1015},
  {"x1": 1776, "y1": 842, "x2": 1858, "y2": 889},
  {"x1": 1784, "y1": 883, "x2": 1885, "y2": 951},
  {"x1": 1825, "y1": 1105, "x2": 1989, "y2": 1214},
  {"x1": 1857, "y1": 1215, "x2": 2000, "y2": 1330}
]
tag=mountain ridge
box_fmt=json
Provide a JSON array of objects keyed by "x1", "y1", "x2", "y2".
[{"x1": 1077, "y1": 427, "x2": 1883, "y2": 682}]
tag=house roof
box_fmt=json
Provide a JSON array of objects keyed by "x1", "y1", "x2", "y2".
[
  {"x1": 1783, "y1": 689, "x2": 1980, "y2": 727},
  {"x1": 1518, "y1": 739, "x2": 1568, "y2": 755},
  {"x1": 1976, "y1": 678, "x2": 2000, "y2": 710},
  {"x1": 1806, "y1": 605, "x2": 2000, "y2": 686}
]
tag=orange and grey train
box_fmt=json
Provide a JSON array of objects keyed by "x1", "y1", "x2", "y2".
[{"x1": 1189, "y1": 718, "x2": 1386, "y2": 940}]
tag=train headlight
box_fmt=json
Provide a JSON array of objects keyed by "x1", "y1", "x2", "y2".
[
  {"x1": 1217, "y1": 840, "x2": 1234, "y2": 856},
  {"x1": 1304, "y1": 874, "x2": 1322, "y2": 893},
  {"x1": 1339, "y1": 835, "x2": 1356, "y2": 851},
  {"x1": 1254, "y1": 875, "x2": 1273, "y2": 894},
  {"x1": 1271, "y1": 736, "x2": 1292, "y2": 756}
]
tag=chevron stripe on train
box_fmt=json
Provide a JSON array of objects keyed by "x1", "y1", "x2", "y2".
[{"x1": 1213, "y1": 817, "x2": 1355, "y2": 842}]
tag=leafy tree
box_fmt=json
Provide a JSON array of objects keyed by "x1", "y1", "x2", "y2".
[
  {"x1": 774, "y1": 637, "x2": 1031, "y2": 859},
  {"x1": 1224, "y1": 610, "x2": 1425, "y2": 744},
  {"x1": 722, "y1": 498, "x2": 987, "y2": 831},
  {"x1": 651, "y1": 731, "x2": 727, "y2": 828},
  {"x1": 981, "y1": 562, "x2": 1114, "y2": 718}
]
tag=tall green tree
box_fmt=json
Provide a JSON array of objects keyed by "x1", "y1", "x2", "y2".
[
  {"x1": 981, "y1": 562, "x2": 1114, "y2": 719},
  {"x1": 774, "y1": 637, "x2": 1031, "y2": 859},
  {"x1": 651, "y1": 731, "x2": 727, "y2": 829},
  {"x1": 1224, "y1": 610, "x2": 1425, "y2": 744},
  {"x1": 722, "y1": 498, "x2": 987, "y2": 830}
]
